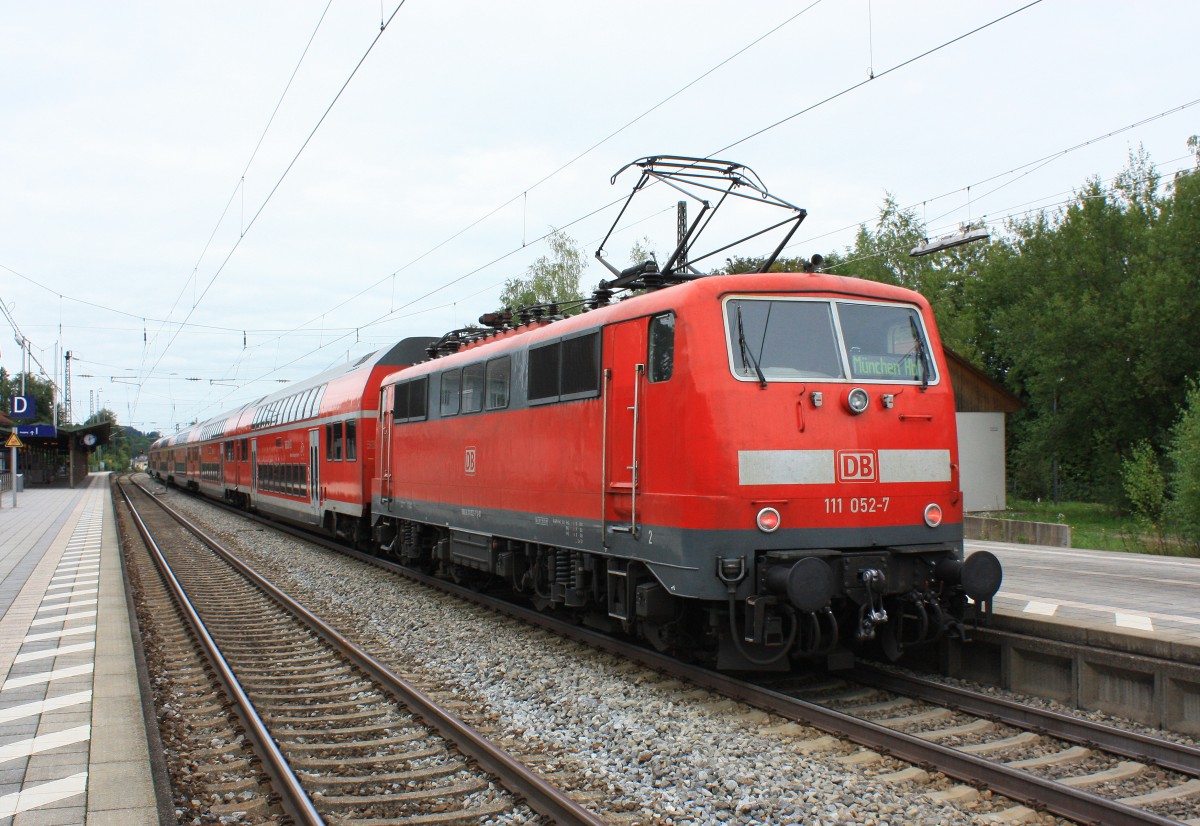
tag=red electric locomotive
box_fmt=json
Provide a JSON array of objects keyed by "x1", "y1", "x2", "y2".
[
  {"x1": 369, "y1": 157, "x2": 1000, "y2": 668},
  {"x1": 150, "y1": 157, "x2": 1000, "y2": 669}
]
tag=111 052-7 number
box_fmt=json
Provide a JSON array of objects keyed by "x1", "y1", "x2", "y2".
[{"x1": 824, "y1": 497, "x2": 890, "y2": 514}]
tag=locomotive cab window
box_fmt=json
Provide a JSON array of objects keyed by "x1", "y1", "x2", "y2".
[
  {"x1": 837, "y1": 302, "x2": 937, "y2": 383},
  {"x1": 648, "y1": 312, "x2": 675, "y2": 383},
  {"x1": 724, "y1": 297, "x2": 937, "y2": 385},
  {"x1": 727, "y1": 299, "x2": 843, "y2": 380}
]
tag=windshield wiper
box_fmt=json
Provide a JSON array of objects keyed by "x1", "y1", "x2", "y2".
[
  {"x1": 909, "y1": 316, "x2": 930, "y2": 390},
  {"x1": 736, "y1": 305, "x2": 767, "y2": 389}
]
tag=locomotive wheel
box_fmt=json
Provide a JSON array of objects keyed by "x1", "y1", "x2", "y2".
[{"x1": 641, "y1": 619, "x2": 676, "y2": 653}]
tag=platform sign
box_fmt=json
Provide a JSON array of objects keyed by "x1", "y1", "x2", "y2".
[
  {"x1": 5, "y1": 433, "x2": 23, "y2": 449},
  {"x1": 10, "y1": 396, "x2": 36, "y2": 419},
  {"x1": 15, "y1": 424, "x2": 56, "y2": 438}
]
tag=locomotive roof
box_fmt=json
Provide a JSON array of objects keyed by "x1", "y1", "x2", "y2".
[{"x1": 389, "y1": 271, "x2": 932, "y2": 379}]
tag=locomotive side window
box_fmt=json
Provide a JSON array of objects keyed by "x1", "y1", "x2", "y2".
[
  {"x1": 345, "y1": 419, "x2": 357, "y2": 461},
  {"x1": 560, "y1": 331, "x2": 601, "y2": 399},
  {"x1": 529, "y1": 331, "x2": 601, "y2": 404},
  {"x1": 440, "y1": 370, "x2": 461, "y2": 416},
  {"x1": 836, "y1": 302, "x2": 936, "y2": 383},
  {"x1": 392, "y1": 377, "x2": 429, "y2": 423},
  {"x1": 462, "y1": 362, "x2": 485, "y2": 413},
  {"x1": 486, "y1": 357, "x2": 511, "y2": 409},
  {"x1": 528, "y1": 342, "x2": 561, "y2": 402},
  {"x1": 648, "y1": 313, "x2": 675, "y2": 383}
]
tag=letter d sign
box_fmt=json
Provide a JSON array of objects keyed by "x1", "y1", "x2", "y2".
[{"x1": 11, "y1": 396, "x2": 36, "y2": 420}]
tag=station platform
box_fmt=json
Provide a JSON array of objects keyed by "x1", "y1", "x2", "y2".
[
  {"x1": 0, "y1": 474, "x2": 161, "y2": 825},
  {"x1": 976, "y1": 539, "x2": 1200, "y2": 654}
]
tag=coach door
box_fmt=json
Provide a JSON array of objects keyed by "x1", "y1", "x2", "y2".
[
  {"x1": 309, "y1": 428, "x2": 321, "y2": 518},
  {"x1": 250, "y1": 438, "x2": 258, "y2": 499},
  {"x1": 603, "y1": 319, "x2": 647, "y2": 540}
]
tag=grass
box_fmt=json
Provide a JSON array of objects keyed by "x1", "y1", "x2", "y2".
[{"x1": 975, "y1": 499, "x2": 1200, "y2": 557}]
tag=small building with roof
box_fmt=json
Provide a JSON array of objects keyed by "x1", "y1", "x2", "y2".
[{"x1": 945, "y1": 348, "x2": 1023, "y2": 512}]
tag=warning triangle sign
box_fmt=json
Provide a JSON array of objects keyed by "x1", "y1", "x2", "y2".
[{"x1": 5, "y1": 433, "x2": 23, "y2": 448}]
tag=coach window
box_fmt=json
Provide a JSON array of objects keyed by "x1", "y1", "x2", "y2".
[
  {"x1": 648, "y1": 312, "x2": 675, "y2": 383},
  {"x1": 440, "y1": 369, "x2": 461, "y2": 416},
  {"x1": 486, "y1": 357, "x2": 511, "y2": 410},
  {"x1": 345, "y1": 419, "x2": 357, "y2": 461},
  {"x1": 326, "y1": 422, "x2": 343, "y2": 461}
]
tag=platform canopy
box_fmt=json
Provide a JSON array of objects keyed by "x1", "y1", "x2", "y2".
[{"x1": 1, "y1": 420, "x2": 112, "y2": 488}]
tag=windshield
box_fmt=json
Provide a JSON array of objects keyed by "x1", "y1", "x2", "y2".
[{"x1": 725, "y1": 298, "x2": 936, "y2": 384}]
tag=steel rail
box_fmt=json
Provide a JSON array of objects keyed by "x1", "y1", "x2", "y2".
[
  {"x1": 162, "y1": 486, "x2": 1186, "y2": 826},
  {"x1": 850, "y1": 665, "x2": 1200, "y2": 777},
  {"x1": 134, "y1": 481, "x2": 605, "y2": 826},
  {"x1": 117, "y1": 482, "x2": 325, "y2": 826}
]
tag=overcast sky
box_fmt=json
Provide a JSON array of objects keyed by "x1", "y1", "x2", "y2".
[{"x1": 2, "y1": 0, "x2": 1196, "y2": 434}]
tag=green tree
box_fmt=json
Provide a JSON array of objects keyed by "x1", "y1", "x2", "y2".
[
  {"x1": 1167, "y1": 379, "x2": 1200, "y2": 549},
  {"x1": 718, "y1": 254, "x2": 813, "y2": 274},
  {"x1": 84, "y1": 409, "x2": 132, "y2": 472},
  {"x1": 968, "y1": 144, "x2": 1200, "y2": 502},
  {"x1": 822, "y1": 194, "x2": 990, "y2": 359},
  {"x1": 499, "y1": 230, "x2": 585, "y2": 313}
]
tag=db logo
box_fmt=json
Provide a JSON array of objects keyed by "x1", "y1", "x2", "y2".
[
  {"x1": 464, "y1": 446, "x2": 477, "y2": 475},
  {"x1": 837, "y1": 450, "x2": 877, "y2": 483}
]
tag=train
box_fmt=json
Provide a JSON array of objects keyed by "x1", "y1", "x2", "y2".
[{"x1": 150, "y1": 157, "x2": 1001, "y2": 670}]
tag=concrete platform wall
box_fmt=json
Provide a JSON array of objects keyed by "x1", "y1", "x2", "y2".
[{"x1": 965, "y1": 515, "x2": 1071, "y2": 547}]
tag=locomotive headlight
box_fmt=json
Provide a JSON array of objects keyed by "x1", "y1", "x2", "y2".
[
  {"x1": 846, "y1": 387, "x2": 870, "y2": 414},
  {"x1": 756, "y1": 507, "x2": 781, "y2": 533},
  {"x1": 924, "y1": 503, "x2": 943, "y2": 528}
]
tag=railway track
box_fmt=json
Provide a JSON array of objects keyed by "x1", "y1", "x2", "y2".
[
  {"x1": 115, "y1": 477, "x2": 604, "y2": 825},
  {"x1": 394, "y1": 575, "x2": 1200, "y2": 825},
  {"x1": 149, "y1": 480, "x2": 1200, "y2": 825}
]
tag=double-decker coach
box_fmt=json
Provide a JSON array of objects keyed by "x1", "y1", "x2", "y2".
[{"x1": 150, "y1": 337, "x2": 434, "y2": 542}]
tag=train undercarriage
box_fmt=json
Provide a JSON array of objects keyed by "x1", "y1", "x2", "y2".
[{"x1": 371, "y1": 515, "x2": 1001, "y2": 671}]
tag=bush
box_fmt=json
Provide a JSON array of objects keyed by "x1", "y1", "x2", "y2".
[{"x1": 1123, "y1": 440, "x2": 1166, "y2": 529}]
